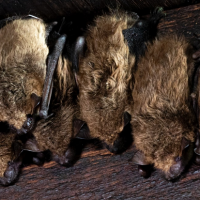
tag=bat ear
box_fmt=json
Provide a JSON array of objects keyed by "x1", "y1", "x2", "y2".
[
  {"x1": 73, "y1": 36, "x2": 86, "y2": 86},
  {"x1": 181, "y1": 137, "x2": 190, "y2": 152},
  {"x1": 132, "y1": 150, "x2": 150, "y2": 165},
  {"x1": 74, "y1": 119, "x2": 92, "y2": 140}
]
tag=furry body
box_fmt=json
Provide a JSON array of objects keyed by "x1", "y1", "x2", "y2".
[
  {"x1": 0, "y1": 18, "x2": 49, "y2": 185},
  {"x1": 26, "y1": 55, "x2": 82, "y2": 165},
  {"x1": 129, "y1": 35, "x2": 196, "y2": 179},
  {"x1": 77, "y1": 12, "x2": 136, "y2": 147},
  {"x1": 31, "y1": 56, "x2": 77, "y2": 155},
  {"x1": 0, "y1": 133, "x2": 15, "y2": 177},
  {"x1": 0, "y1": 19, "x2": 48, "y2": 130}
]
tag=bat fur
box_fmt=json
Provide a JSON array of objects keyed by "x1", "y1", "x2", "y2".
[
  {"x1": 0, "y1": 18, "x2": 49, "y2": 131},
  {"x1": 27, "y1": 55, "x2": 81, "y2": 165},
  {"x1": 0, "y1": 17, "x2": 57, "y2": 185},
  {"x1": 74, "y1": 8, "x2": 163, "y2": 153},
  {"x1": 75, "y1": 11, "x2": 136, "y2": 151},
  {"x1": 129, "y1": 34, "x2": 197, "y2": 180}
]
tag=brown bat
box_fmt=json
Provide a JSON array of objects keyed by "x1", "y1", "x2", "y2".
[
  {"x1": 0, "y1": 16, "x2": 66, "y2": 135},
  {"x1": 22, "y1": 48, "x2": 90, "y2": 167},
  {"x1": 129, "y1": 34, "x2": 198, "y2": 180},
  {"x1": 0, "y1": 16, "x2": 66, "y2": 185},
  {"x1": 72, "y1": 8, "x2": 164, "y2": 153}
]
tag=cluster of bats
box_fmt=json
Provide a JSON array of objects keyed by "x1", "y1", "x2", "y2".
[{"x1": 0, "y1": 7, "x2": 200, "y2": 186}]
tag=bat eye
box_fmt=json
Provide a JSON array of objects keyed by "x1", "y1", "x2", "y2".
[{"x1": 175, "y1": 156, "x2": 181, "y2": 162}]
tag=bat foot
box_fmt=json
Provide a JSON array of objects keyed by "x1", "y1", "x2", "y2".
[{"x1": 0, "y1": 161, "x2": 21, "y2": 186}]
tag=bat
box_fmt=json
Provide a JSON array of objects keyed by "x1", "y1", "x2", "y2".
[
  {"x1": 23, "y1": 47, "x2": 90, "y2": 167},
  {"x1": 0, "y1": 16, "x2": 66, "y2": 185},
  {"x1": 129, "y1": 34, "x2": 197, "y2": 180},
  {"x1": 72, "y1": 8, "x2": 164, "y2": 153},
  {"x1": 0, "y1": 15, "x2": 65, "y2": 135}
]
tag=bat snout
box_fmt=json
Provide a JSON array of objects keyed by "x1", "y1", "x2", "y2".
[{"x1": 165, "y1": 162, "x2": 183, "y2": 180}]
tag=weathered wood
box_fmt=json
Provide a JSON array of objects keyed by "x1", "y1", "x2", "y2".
[
  {"x1": 0, "y1": 145, "x2": 200, "y2": 200},
  {"x1": 1, "y1": 2, "x2": 200, "y2": 200},
  {"x1": 0, "y1": 0, "x2": 198, "y2": 21}
]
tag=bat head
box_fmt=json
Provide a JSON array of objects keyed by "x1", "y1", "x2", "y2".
[
  {"x1": 133, "y1": 111, "x2": 196, "y2": 180},
  {"x1": 163, "y1": 137, "x2": 194, "y2": 180}
]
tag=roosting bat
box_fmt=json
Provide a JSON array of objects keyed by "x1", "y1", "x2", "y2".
[
  {"x1": 72, "y1": 8, "x2": 164, "y2": 153},
  {"x1": 0, "y1": 16, "x2": 65, "y2": 134},
  {"x1": 22, "y1": 46, "x2": 90, "y2": 167},
  {"x1": 129, "y1": 35, "x2": 198, "y2": 180},
  {"x1": 0, "y1": 16, "x2": 66, "y2": 185}
]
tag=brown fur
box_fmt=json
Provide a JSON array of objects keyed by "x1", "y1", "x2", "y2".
[
  {"x1": 78, "y1": 12, "x2": 136, "y2": 145},
  {"x1": 129, "y1": 35, "x2": 196, "y2": 173},
  {"x1": 29, "y1": 56, "x2": 78, "y2": 157},
  {"x1": 0, "y1": 19, "x2": 48, "y2": 130},
  {"x1": 0, "y1": 133, "x2": 15, "y2": 177}
]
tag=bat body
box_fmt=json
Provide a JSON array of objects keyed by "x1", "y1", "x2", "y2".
[
  {"x1": 73, "y1": 8, "x2": 164, "y2": 153},
  {"x1": 0, "y1": 17, "x2": 66, "y2": 185},
  {"x1": 0, "y1": 16, "x2": 65, "y2": 134},
  {"x1": 129, "y1": 35, "x2": 196, "y2": 180},
  {"x1": 26, "y1": 55, "x2": 86, "y2": 166},
  {"x1": 0, "y1": 18, "x2": 48, "y2": 132}
]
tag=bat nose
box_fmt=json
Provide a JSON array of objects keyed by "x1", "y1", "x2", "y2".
[{"x1": 165, "y1": 162, "x2": 182, "y2": 180}]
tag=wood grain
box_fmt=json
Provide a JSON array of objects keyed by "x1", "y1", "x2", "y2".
[{"x1": 1, "y1": 2, "x2": 200, "y2": 200}]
